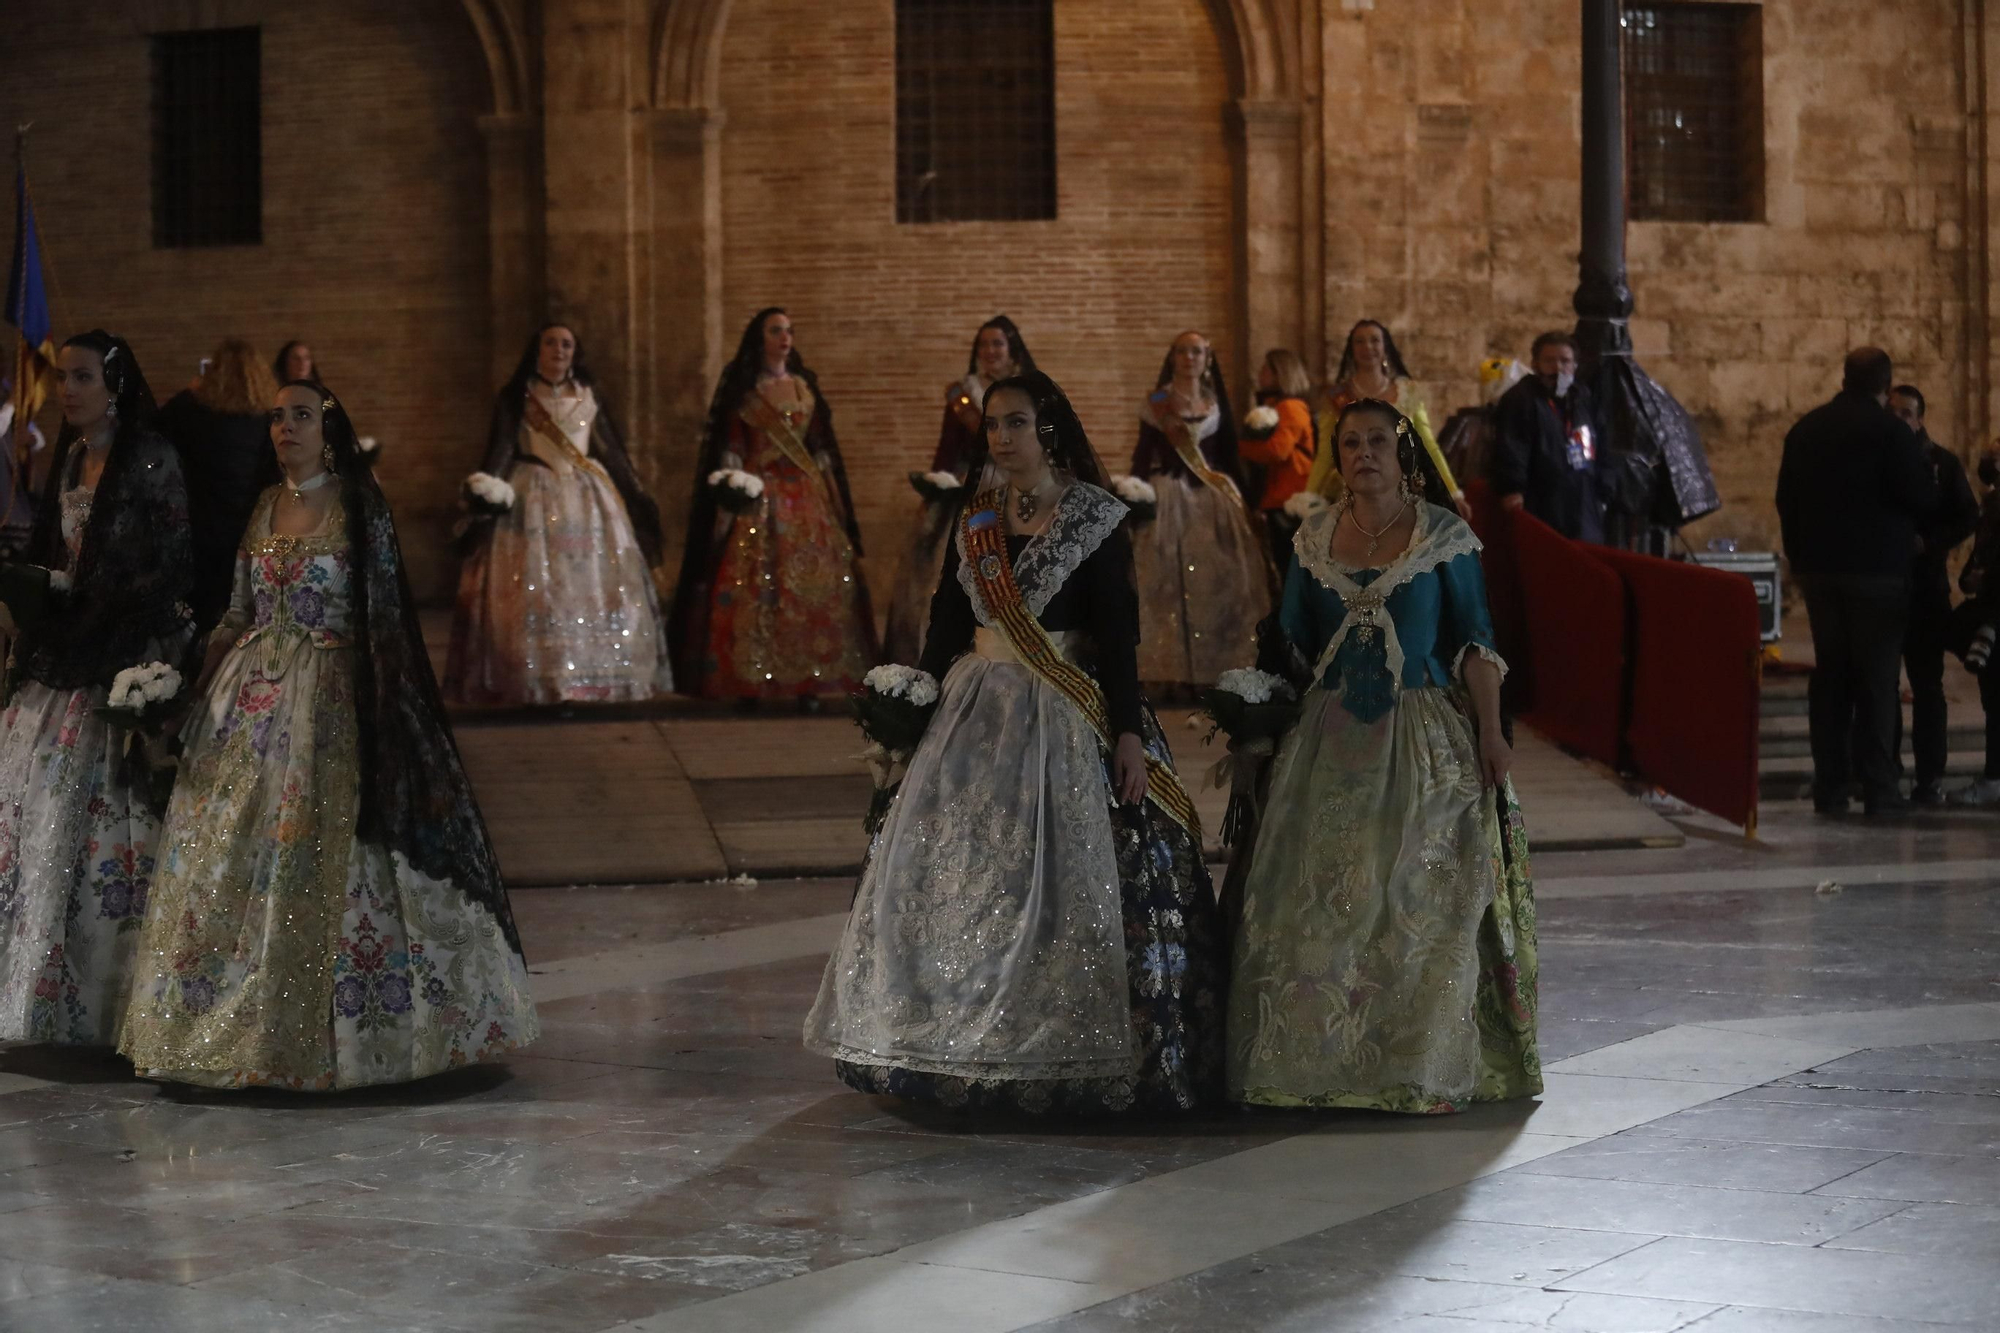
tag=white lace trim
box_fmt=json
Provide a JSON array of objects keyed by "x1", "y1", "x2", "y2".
[
  {"x1": 956, "y1": 482, "x2": 1127, "y2": 625},
  {"x1": 1295, "y1": 502, "x2": 1487, "y2": 692},
  {"x1": 1452, "y1": 641, "x2": 1509, "y2": 685}
]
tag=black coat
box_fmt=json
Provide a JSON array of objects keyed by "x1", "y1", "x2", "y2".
[
  {"x1": 1776, "y1": 390, "x2": 1938, "y2": 581},
  {"x1": 1489, "y1": 377, "x2": 1610, "y2": 544},
  {"x1": 1913, "y1": 434, "x2": 1978, "y2": 604},
  {"x1": 159, "y1": 389, "x2": 281, "y2": 633}
]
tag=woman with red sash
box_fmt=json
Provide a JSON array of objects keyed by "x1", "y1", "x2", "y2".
[
  {"x1": 1128, "y1": 330, "x2": 1274, "y2": 691},
  {"x1": 670, "y1": 308, "x2": 876, "y2": 701},
  {"x1": 805, "y1": 371, "x2": 1225, "y2": 1114}
]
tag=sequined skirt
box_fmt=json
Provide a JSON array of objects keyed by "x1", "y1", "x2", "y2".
[
  {"x1": 1131, "y1": 477, "x2": 1274, "y2": 690},
  {"x1": 0, "y1": 681, "x2": 160, "y2": 1045},
  {"x1": 447, "y1": 461, "x2": 672, "y2": 706},
  {"x1": 806, "y1": 643, "x2": 1226, "y2": 1114},
  {"x1": 118, "y1": 633, "x2": 538, "y2": 1089}
]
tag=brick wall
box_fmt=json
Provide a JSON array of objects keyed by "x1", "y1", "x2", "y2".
[
  {"x1": 2, "y1": 0, "x2": 492, "y2": 601},
  {"x1": 715, "y1": 0, "x2": 1236, "y2": 575},
  {"x1": 1322, "y1": 0, "x2": 1974, "y2": 556}
]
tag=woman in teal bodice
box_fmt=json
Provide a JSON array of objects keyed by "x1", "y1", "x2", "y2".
[{"x1": 1227, "y1": 398, "x2": 1540, "y2": 1114}]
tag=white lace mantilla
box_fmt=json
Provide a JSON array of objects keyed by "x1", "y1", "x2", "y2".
[
  {"x1": 956, "y1": 482, "x2": 1128, "y2": 625},
  {"x1": 1293, "y1": 500, "x2": 1487, "y2": 689}
]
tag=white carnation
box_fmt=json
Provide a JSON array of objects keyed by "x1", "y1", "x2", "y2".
[
  {"x1": 921, "y1": 471, "x2": 961, "y2": 489},
  {"x1": 357, "y1": 435, "x2": 381, "y2": 455},
  {"x1": 1244, "y1": 405, "x2": 1281, "y2": 432},
  {"x1": 1111, "y1": 475, "x2": 1158, "y2": 506},
  {"x1": 48, "y1": 571, "x2": 71, "y2": 594},
  {"x1": 1215, "y1": 667, "x2": 1294, "y2": 706},
  {"x1": 1283, "y1": 490, "x2": 1330, "y2": 521},
  {"x1": 465, "y1": 472, "x2": 516, "y2": 509},
  {"x1": 108, "y1": 661, "x2": 181, "y2": 711},
  {"x1": 707, "y1": 468, "x2": 765, "y2": 499},
  {"x1": 864, "y1": 664, "x2": 940, "y2": 708}
]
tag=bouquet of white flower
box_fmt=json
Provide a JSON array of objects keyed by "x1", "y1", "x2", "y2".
[
  {"x1": 707, "y1": 468, "x2": 766, "y2": 514},
  {"x1": 357, "y1": 435, "x2": 383, "y2": 468},
  {"x1": 1242, "y1": 405, "x2": 1282, "y2": 441},
  {"x1": 1110, "y1": 474, "x2": 1158, "y2": 524},
  {"x1": 908, "y1": 470, "x2": 970, "y2": 505},
  {"x1": 1282, "y1": 490, "x2": 1330, "y2": 522},
  {"x1": 463, "y1": 471, "x2": 516, "y2": 516},
  {"x1": 98, "y1": 661, "x2": 184, "y2": 729},
  {"x1": 853, "y1": 664, "x2": 941, "y2": 834}
]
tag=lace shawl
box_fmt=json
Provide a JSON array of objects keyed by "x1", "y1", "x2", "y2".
[
  {"x1": 1293, "y1": 500, "x2": 1486, "y2": 691},
  {"x1": 346, "y1": 473, "x2": 523, "y2": 955},
  {"x1": 479, "y1": 385, "x2": 664, "y2": 567},
  {"x1": 956, "y1": 482, "x2": 1128, "y2": 626},
  {"x1": 16, "y1": 430, "x2": 194, "y2": 692}
]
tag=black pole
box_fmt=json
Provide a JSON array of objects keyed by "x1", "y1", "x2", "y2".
[{"x1": 1574, "y1": 0, "x2": 1633, "y2": 361}]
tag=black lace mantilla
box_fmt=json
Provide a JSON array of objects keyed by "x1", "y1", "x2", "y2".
[
  {"x1": 16, "y1": 430, "x2": 194, "y2": 692},
  {"x1": 346, "y1": 475, "x2": 524, "y2": 955}
]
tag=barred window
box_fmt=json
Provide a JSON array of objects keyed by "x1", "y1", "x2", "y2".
[
  {"x1": 1624, "y1": 3, "x2": 1764, "y2": 223},
  {"x1": 895, "y1": 0, "x2": 1056, "y2": 224},
  {"x1": 151, "y1": 27, "x2": 262, "y2": 248}
]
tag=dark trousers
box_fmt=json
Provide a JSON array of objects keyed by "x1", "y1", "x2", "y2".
[
  {"x1": 1982, "y1": 663, "x2": 2000, "y2": 780},
  {"x1": 1902, "y1": 594, "x2": 1951, "y2": 788},
  {"x1": 1802, "y1": 574, "x2": 1909, "y2": 805}
]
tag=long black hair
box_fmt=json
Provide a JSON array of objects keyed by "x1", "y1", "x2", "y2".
[
  {"x1": 1334, "y1": 318, "x2": 1415, "y2": 386},
  {"x1": 503, "y1": 321, "x2": 596, "y2": 405},
  {"x1": 1328, "y1": 397, "x2": 1452, "y2": 507},
  {"x1": 700, "y1": 307, "x2": 824, "y2": 458},
  {"x1": 966, "y1": 315, "x2": 1037, "y2": 378},
  {"x1": 55, "y1": 329, "x2": 157, "y2": 459},
  {"x1": 961, "y1": 370, "x2": 1112, "y2": 493}
]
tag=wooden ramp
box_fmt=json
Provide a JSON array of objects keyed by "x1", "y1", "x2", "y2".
[{"x1": 452, "y1": 710, "x2": 1677, "y2": 887}]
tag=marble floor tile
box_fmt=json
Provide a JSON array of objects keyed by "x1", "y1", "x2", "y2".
[
  {"x1": 1410, "y1": 1170, "x2": 1907, "y2": 1245},
  {"x1": 1513, "y1": 1134, "x2": 1893, "y2": 1194},
  {"x1": 1820, "y1": 1201, "x2": 2000, "y2": 1259},
  {"x1": 1552, "y1": 1234, "x2": 2000, "y2": 1325},
  {"x1": 1811, "y1": 1152, "x2": 2000, "y2": 1206}
]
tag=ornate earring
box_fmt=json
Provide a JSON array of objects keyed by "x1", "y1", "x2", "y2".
[
  {"x1": 104, "y1": 398, "x2": 118, "y2": 417},
  {"x1": 321, "y1": 442, "x2": 337, "y2": 473},
  {"x1": 1037, "y1": 422, "x2": 1057, "y2": 457}
]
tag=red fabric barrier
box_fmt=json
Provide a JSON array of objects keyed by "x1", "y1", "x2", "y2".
[
  {"x1": 1509, "y1": 511, "x2": 1627, "y2": 767},
  {"x1": 1464, "y1": 483, "x2": 1533, "y2": 714},
  {"x1": 1591, "y1": 547, "x2": 1761, "y2": 830}
]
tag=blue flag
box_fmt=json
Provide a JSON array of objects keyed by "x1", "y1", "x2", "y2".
[{"x1": 6, "y1": 161, "x2": 50, "y2": 351}]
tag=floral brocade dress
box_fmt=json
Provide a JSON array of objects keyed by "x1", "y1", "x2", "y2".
[
  {"x1": 1227, "y1": 501, "x2": 1539, "y2": 1114},
  {"x1": 696, "y1": 383, "x2": 874, "y2": 697},
  {"x1": 119, "y1": 490, "x2": 538, "y2": 1089},
  {"x1": 0, "y1": 485, "x2": 190, "y2": 1044}
]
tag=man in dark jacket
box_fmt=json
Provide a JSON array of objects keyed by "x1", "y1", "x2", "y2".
[
  {"x1": 1881, "y1": 385, "x2": 1979, "y2": 803},
  {"x1": 1491, "y1": 331, "x2": 1612, "y2": 544},
  {"x1": 1776, "y1": 348, "x2": 1940, "y2": 814}
]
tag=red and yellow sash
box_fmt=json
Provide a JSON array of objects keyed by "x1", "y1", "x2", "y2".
[
  {"x1": 743, "y1": 386, "x2": 822, "y2": 477},
  {"x1": 1153, "y1": 402, "x2": 1239, "y2": 497},
  {"x1": 960, "y1": 490, "x2": 1201, "y2": 838},
  {"x1": 522, "y1": 392, "x2": 611, "y2": 481}
]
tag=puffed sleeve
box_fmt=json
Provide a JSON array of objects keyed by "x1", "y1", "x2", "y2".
[
  {"x1": 1437, "y1": 549, "x2": 1506, "y2": 683},
  {"x1": 917, "y1": 538, "x2": 977, "y2": 680},
  {"x1": 1080, "y1": 526, "x2": 1144, "y2": 738}
]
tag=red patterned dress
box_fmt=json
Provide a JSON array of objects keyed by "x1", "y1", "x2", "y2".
[{"x1": 692, "y1": 380, "x2": 875, "y2": 698}]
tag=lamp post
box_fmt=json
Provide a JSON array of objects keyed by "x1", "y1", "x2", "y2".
[{"x1": 1571, "y1": 0, "x2": 1720, "y2": 542}]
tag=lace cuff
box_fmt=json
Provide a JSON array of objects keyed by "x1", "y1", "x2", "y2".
[{"x1": 1452, "y1": 641, "x2": 1508, "y2": 684}]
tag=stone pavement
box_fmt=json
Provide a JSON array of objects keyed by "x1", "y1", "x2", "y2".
[
  {"x1": 1, "y1": 801, "x2": 1997, "y2": 1331},
  {"x1": 452, "y1": 708, "x2": 1682, "y2": 887}
]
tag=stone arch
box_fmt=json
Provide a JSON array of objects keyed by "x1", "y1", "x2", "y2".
[
  {"x1": 649, "y1": 0, "x2": 1296, "y2": 112},
  {"x1": 458, "y1": 0, "x2": 534, "y2": 116}
]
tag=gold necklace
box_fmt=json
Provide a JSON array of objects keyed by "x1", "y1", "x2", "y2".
[
  {"x1": 1013, "y1": 476, "x2": 1059, "y2": 524},
  {"x1": 1346, "y1": 499, "x2": 1409, "y2": 561},
  {"x1": 285, "y1": 470, "x2": 334, "y2": 503}
]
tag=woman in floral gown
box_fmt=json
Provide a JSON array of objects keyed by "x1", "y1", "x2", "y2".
[
  {"x1": 1128, "y1": 330, "x2": 1274, "y2": 692},
  {"x1": 120, "y1": 381, "x2": 537, "y2": 1089},
  {"x1": 1228, "y1": 399, "x2": 1538, "y2": 1114},
  {"x1": 670, "y1": 308, "x2": 876, "y2": 700},
  {"x1": 806, "y1": 370, "x2": 1225, "y2": 1114},
  {"x1": 447, "y1": 322, "x2": 671, "y2": 705},
  {"x1": 880, "y1": 316, "x2": 1035, "y2": 665},
  {"x1": 0, "y1": 331, "x2": 194, "y2": 1046}
]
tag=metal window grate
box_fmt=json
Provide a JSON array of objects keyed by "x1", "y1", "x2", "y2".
[
  {"x1": 895, "y1": 0, "x2": 1056, "y2": 224},
  {"x1": 151, "y1": 27, "x2": 262, "y2": 248},
  {"x1": 1624, "y1": 3, "x2": 1764, "y2": 224}
]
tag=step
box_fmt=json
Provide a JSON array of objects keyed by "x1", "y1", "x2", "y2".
[
  {"x1": 1759, "y1": 749, "x2": 1988, "y2": 801},
  {"x1": 1759, "y1": 712, "x2": 1984, "y2": 759}
]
